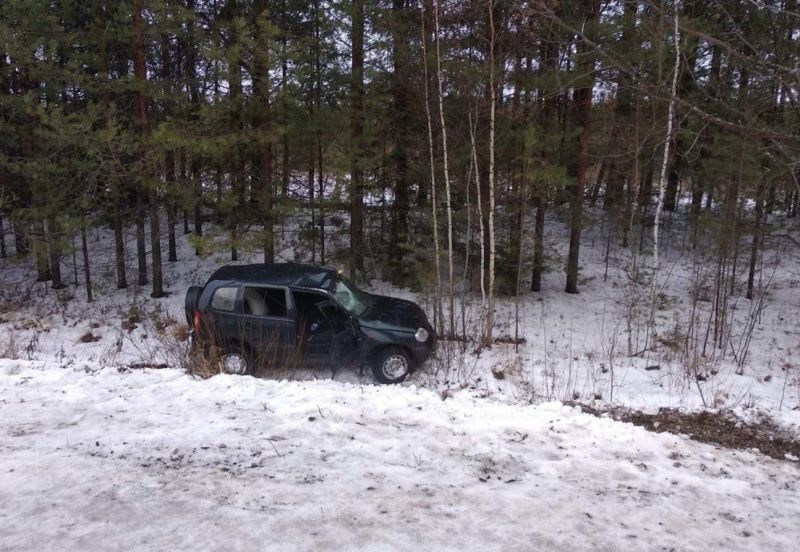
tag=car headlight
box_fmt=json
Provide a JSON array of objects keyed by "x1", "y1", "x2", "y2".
[{"x1": 414, "y1": 327, "x2": 429, "y2": 343}]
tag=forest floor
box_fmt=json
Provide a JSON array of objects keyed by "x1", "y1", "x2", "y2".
[{"x1": 0, "y1": 207, "x2": 799, "y2": 549}]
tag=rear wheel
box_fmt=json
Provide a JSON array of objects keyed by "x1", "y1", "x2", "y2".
[
  {"x1": 372, "y1": 347, "x2": 412, "y2": 384},
  {"x1": 219, "y1": 346, "x2": 252, "y2": 376}
]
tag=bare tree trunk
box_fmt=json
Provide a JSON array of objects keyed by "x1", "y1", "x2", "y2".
[
  {"x1": 184, "y1": 0, "x2": 203, "y2": 251},
  {"x1": 728, "y1": 150, "x2": 745, "y2": 297},
  {"x1": 624, "y1": 90, "x2": 643, "y2": 355},
  {"x1": 315, "y1": 0, "x2": 324, "y2": 265},
  {"x1": 308, "y1": 144, "x2": 316, "y2": 263},
  {"x1": 166, "y1": 154, "x2": 178, "y2": 262},
  {"x1": 531, "y1": 197, "x2": 545, "y2": 292},
  {"x1": 279, "y1": 0, "x2": 290, "y2": 204},
  {"x1": 617, "y1": 0, "x2": 638, "y2": 247},
  {"x1": 114, "y1": 213, "x2": 127, "y2": 288},
  {"x1": 420, "y1": 1, "x2": 443, "y2": 335},
  {"x1": 133, "y1": 0, "x2": 156, "y2": 290},
  {"x1": 650, "y1": 4, "x2": 681, "y2": 334},
  {"x1": 182, "y1": 149, "x2": 190, "y2": 235},
  {"x1": 149, "y1": 191, "x2": 164, "y2": 297},
  {"x1": 485, "y1": 0, "x2": 497, "y2": 345},
  {"x1": 627, "y1": 92, "x2": 642, "y2": 248},
  {"x1": 565, "y1": 0, "x2": 600, "y2": 294},
  {"x1": 192, "y1": 157, "x2": 202, "y2": 241},
  {"x1": 136, "y1": 191, "x2": 148, "y2": 286},
  {"x1": 47, "y1": 218, "x2": 65, "y2": 289},
  {"x1": 35, "y1": 221, "x2": 50, "y2": 282},
  {"x1": 132, "y1": 0, "x2": 148, "y2": 128},
  {"x1": 389, "y1": 0, "x2": 411, "y2": 286},
  {"x1": 281, "y1": 52, "x2": 290, "y2": 203},
  {"x1": 349, "y1": 0, "x2": 365, "y2": 278},
  {"x1": 589, "y1": 159, "x2": 607, "y2": 205},
  {"x1": 664, "y1": 2, "x2": 698, "y2": 214},
  {"x1": 71, "y1": 234, "x2": 78, "y2": 287},
  {"x1": 0, "y1": 216, "x2": 6, "y2": 259},
  {"x1": 226, "y1": 0, "x2": 243, "y2": 262},
  {"x1": 746, "y1": 181, "x2": 765, "y2": 300},
  {"x1": 81, "y1": 225, "x2": 92, "y2": 302},
  {"x1": 13, "y1": 223, "x2": 29, "y2": 258},
  {"x1": 254, "y1": 0, "x2": 274, "y2": 263},
  {"x1": 214, "y1": 165, "x2": 222, "y2": 207},
  {"x1": 653, "y1": 7, "x2": 680, "y2": 277},
  {"x1": 230, "y1": 173, "x2": 240, "y2": 261},
  {"x1": 159, "y1": 17, "x2": 177, "y2": 266},
  {"x1": 318, "y1": 141, "x2": 325, "y2": 265},
  {"x1": 469, "y1": 111, "x2": 486, "y2": 314},
  {"x1": 433, "y1": 0, "x2": 455, "y2": 336},
  {"x1": 532, "y1": 21, "x2": 558, "y2": 292}
]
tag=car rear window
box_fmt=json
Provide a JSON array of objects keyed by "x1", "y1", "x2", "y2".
[{"x1": 211, "y1": 286, "x2": 238, "y2": 311}]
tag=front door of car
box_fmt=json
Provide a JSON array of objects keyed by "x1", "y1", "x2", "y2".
[
  {"x1": 316, "y1": 300, "x2": 359, "y2": 369},
  {"x1": 237, "y1": 285, "x2": 295, "y2": 373},
  {"x1": 291, "y1": 290, "x2": 358, "y2": 370}
]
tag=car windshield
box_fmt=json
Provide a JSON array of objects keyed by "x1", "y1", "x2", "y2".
[{"x1": 331, "y1": 277, "x2": 370, "y2": 316}]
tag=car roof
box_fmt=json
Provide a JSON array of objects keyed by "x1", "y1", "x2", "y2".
[{"x1": 206, "y1": 263, "x2": 337, "y2": 289}]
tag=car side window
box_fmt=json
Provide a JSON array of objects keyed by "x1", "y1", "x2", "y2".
[
  {"x1": 292, "y1": 291, "x2": 330, "y2": 333},
  {"x1": 319, "y1": 302, "x2": 348, "y2": 332},
  {"x1": 211, "y1": 286, "x2": 238, "y2": 312},
  {"x1": 243, "y1": 286, "x2": 287, "y2": 318}
]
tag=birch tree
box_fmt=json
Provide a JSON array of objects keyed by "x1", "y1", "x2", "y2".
[
  {"x1": 650, "y1": 1, "x2": 681, "y2": 335},
  {"x1": 484, "y1": 0, "x2": 497, "y2": 345},
  {"x1": 420, "y1": 1, "x2": 443, "y2": 336},
  {"x1": 433, "y1": 0, "x2": 455, "y2": 337}
]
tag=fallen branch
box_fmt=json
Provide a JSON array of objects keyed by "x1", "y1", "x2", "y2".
[{"x1": 123, "y1": 362, "x2": 170, "y2": 370}]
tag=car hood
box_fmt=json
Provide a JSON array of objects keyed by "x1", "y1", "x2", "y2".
[{"x1": 358, "y1": 295, "x2": 430, "y2": 333}]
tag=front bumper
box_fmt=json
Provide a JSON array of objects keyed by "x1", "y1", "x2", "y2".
[{"x1": 410, "y1": 334, "x2": 435, "y2": 366}]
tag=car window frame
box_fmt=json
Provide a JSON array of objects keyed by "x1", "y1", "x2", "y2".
[{"x1": 291, "y1": 286, "x2": 354, "y2": 327}]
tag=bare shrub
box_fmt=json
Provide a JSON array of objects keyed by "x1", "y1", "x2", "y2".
[
  {"x1": 148, "y1": 322, "x2": 220, "y2": 377},
  {"x1": 77, "y1": 331, "x2": 101, "y2": 343},
  {"x1": 24, "y1": 333, "x2": 39, "y2": 360},
  {"x1": 0, "y1": 334, "x2": 21, "y2": 359}
]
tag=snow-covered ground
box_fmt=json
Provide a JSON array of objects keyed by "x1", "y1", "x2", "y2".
[
  {"x1": 3, "y1": 207, "x2": 798, "y2": 428},
  {"x1": 1, "y1": 208, "x2": 800, "y2": 550},
  {"x1": 2, "y1": 359, "x2": 799, "y2": 552}
]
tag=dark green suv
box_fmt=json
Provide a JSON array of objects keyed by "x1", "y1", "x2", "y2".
[{"x1": 185, "y1": 263, "x2": 435, "y2": 384}]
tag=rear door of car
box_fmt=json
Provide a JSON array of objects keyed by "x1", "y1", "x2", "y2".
[
  {"x1": 237, "y1": 284, "x2": 296, "y2": 371},
  {"x1": 202, "y1": 283, "x2": 242, "y2": 349}
]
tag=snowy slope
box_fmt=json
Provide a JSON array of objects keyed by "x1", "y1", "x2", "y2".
[
  {"x1": 1, "y1": 209, "x2": 799, "y2": 428},
  {"x1": 1, "y1": 360, "x2": 798, "y2": 552}
]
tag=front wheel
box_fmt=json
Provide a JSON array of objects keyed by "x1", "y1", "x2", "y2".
[{"x1": 372, "y1": 348, "x2": 412, "y2": 384}]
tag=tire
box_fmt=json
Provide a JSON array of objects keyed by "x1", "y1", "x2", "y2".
[
  {"x1": 371, "y1": 347, "x2": 413, "y2": 384},
  {"x1": 219, "y1": 345, "x2": 252, "y2": 376}
]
